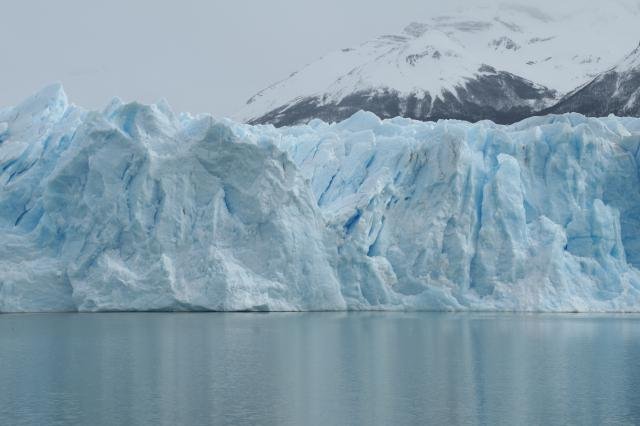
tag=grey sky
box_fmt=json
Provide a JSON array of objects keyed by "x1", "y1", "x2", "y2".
[{"x1": 0, "y1": 0, "x2": 627, "y2": 116}]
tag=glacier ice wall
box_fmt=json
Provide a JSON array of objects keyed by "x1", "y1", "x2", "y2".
[{"x1": 2, "y1": 84, "x2": 640, "y2": 312}]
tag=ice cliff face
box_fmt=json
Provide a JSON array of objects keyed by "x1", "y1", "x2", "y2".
[
  {"x1": 2, "y1": 85, "x2": 640, "y2": 312},
  {"x1": 0, "y1": 85, "x2": 344, "y2": 312}
]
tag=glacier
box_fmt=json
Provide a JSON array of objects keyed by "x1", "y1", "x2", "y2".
[{"x1": 2, "y1": 84, "x2": 640, "y2": 312}]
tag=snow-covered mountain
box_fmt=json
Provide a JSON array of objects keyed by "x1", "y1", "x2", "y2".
[
  {"x1": 3, "y1": 85, "x2": 640, "y2": 312},
  {"x1": 548, "y1": 43, "x2": 640, "y2": 117},
  {"x1": 238, "y1": 3, "x2": 640, "y2": 126}
]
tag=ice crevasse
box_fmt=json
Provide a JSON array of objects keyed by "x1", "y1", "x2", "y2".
[{"x1": 2, "y1": 84, "x2": 640, "y2": 312}]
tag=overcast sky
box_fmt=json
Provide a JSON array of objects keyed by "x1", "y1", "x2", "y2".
[{"x1": 1, "y1": 0, "x2": 635, "y2": 116}]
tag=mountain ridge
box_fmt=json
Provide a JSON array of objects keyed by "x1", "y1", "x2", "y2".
[
  {"x1": 238, "y1": 7, "x2": 640, "y2": 126},
  {"x1": 546, "y1": 43, "x2": 640, "y2": 117}
]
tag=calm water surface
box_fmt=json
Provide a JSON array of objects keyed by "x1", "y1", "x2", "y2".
[{"x1": 1, "y1": 312, "x2": 640, "y2": 425}]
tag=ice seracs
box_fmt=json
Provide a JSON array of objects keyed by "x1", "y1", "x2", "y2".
[
  {"x1": 0, "y1": 86, "x2": 344, "y2": 312},
  {"x1": 2, "y1": 86, "x2": 640, "y2": 312}
]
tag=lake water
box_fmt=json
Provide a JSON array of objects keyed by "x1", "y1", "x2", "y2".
[{"x1": 1, "y1": 313, "x2": 640, "y2": 425}]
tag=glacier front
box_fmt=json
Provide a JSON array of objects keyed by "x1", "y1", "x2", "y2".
[{"x1": 2, "y1": 84, "x2": 640, "y2": 312}]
